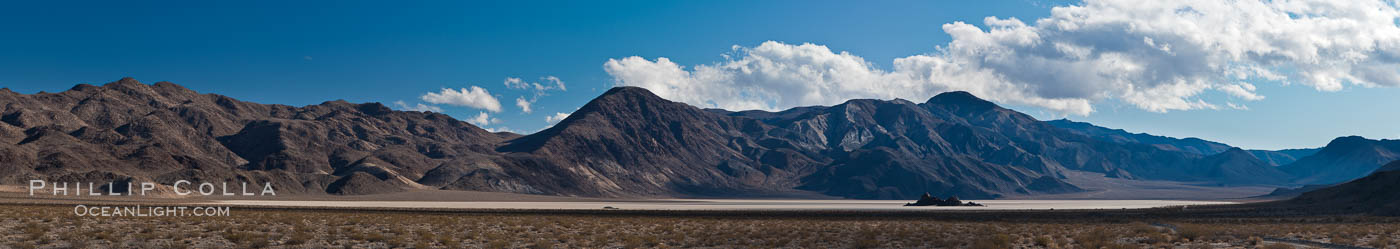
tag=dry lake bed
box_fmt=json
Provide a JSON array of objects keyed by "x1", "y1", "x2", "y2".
[{"x1": 211, "y1": 199, "x2": 1238, "y2": 211}]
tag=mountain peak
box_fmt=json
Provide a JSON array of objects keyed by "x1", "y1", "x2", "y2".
[
  {"x1": 1322, "y1": 136, "x2": 1376, "y2": 152},
  {"x1": 1202, "y1": 147, "x2": 1258, "y2": 162},
  {"x1": 578, "y1": 86, "x2": 673, "y2": 113},
  {"x1": 61, "y1": 79, "x2": 198, "y2": 98},
  {"x1": 926, "y1": 91, "x2": 999, "y2": 111},
  {"x1": 356, "y1": 102, "x2": 394, "y2": 116},
  {"x1": 1330, "y1": 135, "x2": 1372, "y2": 144},
  {"x1": 151, "y1": 81, "x2": 192, "y2": 92},
  {"x1": 504, "y1": 85, "x2": 700, "y2": 152},
  {"x1": 84, "y1": 77, "x2": 161, "y2": 96},
  {"x1": 601, "y1": 86, "x2": 661, "y2": 98},
  {"x1": 117, "y1": 77, "x2": 140, "y2": 84},
  {"x1": 69, "y1": 83, "x2": 100, "y2": 92},
  {"x1": 837, "y1": 98, "x2": 890, "y2": 107},
  {"x1": 105, "y1": 77, "x2": 144, "y2": 88},
  {"x1": 1281, "y1": 135, "x2": 1400, "y2": 185},
  {"x1": 929, "y1": 91, "x2": 987, "y2": 102}
]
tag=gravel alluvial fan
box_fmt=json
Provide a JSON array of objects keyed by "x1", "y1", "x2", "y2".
[{"x1": 0, "y1": 78, "x2": 1327, "y2": 199}]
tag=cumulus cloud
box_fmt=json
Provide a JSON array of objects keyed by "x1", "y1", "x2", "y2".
[
  {"x1": 505, "y1": 76, "x2": 567, "y2": 94},
  {"x1": 545, "y1": 112, "x2": 570, "y2": 123},
  {"x1": 605, "y1": 42, "x2": 1096, "y2": 114},
  {"x1": 420, "y1": 86, "x2": 502, "y2": 112},
  {"x1": 515, "y1": 97, "x2": 533, "y2": 114},
  {"x1": 605, "y1": 0, "x2": 1400, "y2": 115},
  {"x1": 466, "y1": 112, "x2": 502, "y2": 126},
  {"x1": 392, "y1": 100, "x2": 442, "y2": 112}
]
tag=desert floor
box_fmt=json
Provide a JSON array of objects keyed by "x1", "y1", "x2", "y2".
[{"x1": 0, "y1": 201, "x2": 1396, "y2": 249}]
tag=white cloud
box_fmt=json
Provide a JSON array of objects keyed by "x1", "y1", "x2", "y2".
[
  {"x1": 504, "y1": 76, "x2": 567, "y2": 93},
  {"x1": 466, "y1": 112, "x2": 502, "y2": 126},
  {"x1": 420, "y1": 86, "x2": 502, "y2": 112},
  {"x1": 543, "y1": 76, "x2": 566, "y2": 91},
  {"x1": 545, "y1": 112, "x2": 570, "y2": 123},
  {"x1": 604, "y1": 0, "x2": 1400, "y2": 115},
  {"x1": 482, "y1": 126, "x2": 519, "y2": 133},
  {"x1": 1217, "y1": 83, "x2": 1265, "y2": 101},
  {"x1": 605, "y1": 42, "x2": 1095, "y2": 115},
  {"x1": 392, "y1": 100, "x2": 442, "y2": 112},
  {"x1": 505, "y1": 76, "x2": 567, "y2": 114},
  {"x1": 504, "y1": 77, "x2": 527, "y2": 89},
  {"x1": 515, "y1": 97, "x2": 533, "y2": 114}
]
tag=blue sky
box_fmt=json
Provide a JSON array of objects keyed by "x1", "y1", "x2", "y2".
[{"x1": 1, "y1": 0, "x2": 1396, "y2": 150}]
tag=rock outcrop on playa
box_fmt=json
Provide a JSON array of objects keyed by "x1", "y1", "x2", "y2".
[{"x1": 905, "y1": 193, "x2": 982, "y2": 206}]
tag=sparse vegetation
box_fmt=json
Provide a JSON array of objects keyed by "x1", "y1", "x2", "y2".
[{"x1": 0, "y1": 203, "x2": 1397, "y2": 248}]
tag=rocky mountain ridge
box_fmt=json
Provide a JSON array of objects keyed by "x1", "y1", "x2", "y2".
[
  {"x1": 0, "y1": 78, "x2": 510, "y2": 195},
  {"x1": 1047, "y1": 119, "x2": 1233, "y2": 155},
  {"x1": 0, "y1": 78, "x2": 1385, "y2": 199},
  {"x1": 1276, "y1": 136, "x2": 1400, "y2": 185}
]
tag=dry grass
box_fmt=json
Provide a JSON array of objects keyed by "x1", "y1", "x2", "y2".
[{"x1": 0, "y1": 204, "x2": 1397, "y2": 248}]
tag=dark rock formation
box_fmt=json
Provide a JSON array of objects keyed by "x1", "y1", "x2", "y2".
[{"x1": 905, "y1": 192, "x2": 983, "y2": 206}]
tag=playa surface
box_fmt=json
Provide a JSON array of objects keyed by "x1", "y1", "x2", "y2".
[{"x1": 211, "y1": 199, "x2": 1237, "y2": 211}]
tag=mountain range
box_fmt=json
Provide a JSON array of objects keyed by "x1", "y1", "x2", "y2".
[
  {"x1": 1276, "y1": 136, "x2": 1400, "y2": 184},
  {"x1": 1049, "y1": 120, "x2": 1400, "y2": 186},
  {"x1": 1283, "y1": 160, "x2": 1400, "y2": 215},
  {"x1": 1047, "y1": 119, "x2": 1324, "y2": 167},
  {"x1": 1, "y1": 78, "x2": 1395, "y2": 200},
  {"x1": 1046, "y1": 119, "x2": 1233, "y2": 155}
]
